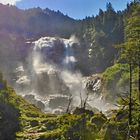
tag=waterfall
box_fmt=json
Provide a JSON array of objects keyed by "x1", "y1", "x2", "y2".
[
  {"x1": 14, "y1": 36, "x2": 116, "y2": 114},
  {"x1": 14, "y1": 36, "x2": 83, "y2": 113}
]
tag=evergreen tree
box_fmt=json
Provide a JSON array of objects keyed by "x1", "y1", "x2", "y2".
[
  {"x1": 117, "y1": 1, "x2": 140, "y2": 139},
  {"x1": 106, "y1": 2, "x2": 114, "y2": 12}
]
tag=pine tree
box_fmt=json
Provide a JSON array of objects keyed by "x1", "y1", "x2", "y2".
[{"x1": 117, "y1": 1, "x2": 140, "y2": 139}]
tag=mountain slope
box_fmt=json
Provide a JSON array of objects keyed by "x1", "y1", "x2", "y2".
[{"x1": 0, "y1": 4, "x2": 79, "y2": 38}]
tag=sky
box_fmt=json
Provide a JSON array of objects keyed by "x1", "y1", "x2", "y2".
[{"x1": 0, "y1": 0, "x2": 132, "y2": 19}]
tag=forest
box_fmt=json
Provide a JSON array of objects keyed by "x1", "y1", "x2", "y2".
[{"x1": 0, "y1": 0, "x2": 140, "y2": 140}]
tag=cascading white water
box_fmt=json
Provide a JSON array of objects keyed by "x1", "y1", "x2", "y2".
[
  {"x1": 14, "y1": 36, "x2": 83, "y2": 113},
  {"x1": 14, "y1": 36, "x2": 117, "y2": 114}
]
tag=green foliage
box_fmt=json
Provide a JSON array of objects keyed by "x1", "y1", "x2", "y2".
[
  {"x1": 103, "y1": 63, "x2": 129, "y2": 82},
  {"x1": 80, "y1": 6, "x2": 123, "y2": 73},
  {"x1": 100, "y1": 1, "x2": 140, "y2": 101},
  {"x1": 114, "y1": 3, "x2": 140, "y2": 139},
  {"x1": 0, "y1": 75, "x2": 96, "y2": 140},
  {"x1": 115, "y1": 91, "x2": 140, "y2": 139},
  {"x1": 101, "y1": 63, "x2": 130, "y2": 100},
  {"x1": 117, "y1": 1, "x2": 140, "y2": 65},
  {"x1": 0, "y1": 76, "x2": 111, "y2": 140},
  {"x1": 91, "y1": 113, "x2": 107, "y2": 130},
  {"x1": 103, "y1": 90, "x2": 140, "y2": 140},
  {"x1": 102, "y1": 60, "x2": 139, "y2": 100},
  {"x1": 104, "y1": 121, "x2": 128, "y2": 140}
]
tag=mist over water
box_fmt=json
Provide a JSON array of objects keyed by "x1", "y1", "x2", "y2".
[{"x1": 14, "y1": 36, "x2": 116, "y2": 114}]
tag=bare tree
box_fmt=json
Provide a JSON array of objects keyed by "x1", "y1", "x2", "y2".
[
  {"x1": 83, "y1": 92, "x2": 90, "y2": 109},
  {"x1": 80, "y1": 91, "x2": 83, "y2": 108},
  {"x1": 66, "y1": 94, "x2": 73, "y2": 113}
]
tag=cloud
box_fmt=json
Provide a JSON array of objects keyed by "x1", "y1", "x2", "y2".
[{"x1": 0, "y1": 0, "x2": 22, "y2": 5}]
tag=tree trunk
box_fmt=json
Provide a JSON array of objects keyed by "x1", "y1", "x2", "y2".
[
  {"x1": 129, "y1": 62, "x2": 132, "y2": 125},
  {"x1": 66, "y1": 95, "x2": 72, "y2": 113},
  {"x1": 138, "y1": 40, "x2": 140, "y2": 101},
  {"x1": 138, "y1": 44, "x2": 140, "y2": 140},
  {"x1": 83, "y1": 92, "x2": 89, "y2": 109}
]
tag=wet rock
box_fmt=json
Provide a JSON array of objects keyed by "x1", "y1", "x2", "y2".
[
  {"x1": 52, "y1": 109, "x2": 65, "y2": 114},
  {"x1": 36, "y1": 101, "x2": 45, "y2": 110},
  {"x1": 24, "y1": 94, "x2": 35, "y2": 102},
  {"x1": 14, "y1": 66, "x2": 31, "y2": 93},
  {"x1": 49, "y1": 95, "x2": 69, "y2": 109},
  {"x1": 85, "y1": 74, "x2": 102, "y2": 93},
  {"x1": 24, "y1": 94, "x2": 45, "y2": 110}
]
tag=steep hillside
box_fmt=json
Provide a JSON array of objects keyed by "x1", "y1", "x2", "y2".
[
  {"x1": 0, "y1": 4, "x2": 79, "y2": 38},
  {"x1": 75, "y1": 3, "x2": 124, "y2": 74},
  {"x1": 1, "y1": 73, "x2": 139, "y2": 140},
  {"x1": 0, "y1": 74, "x2": 106, "y2": 140}
]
